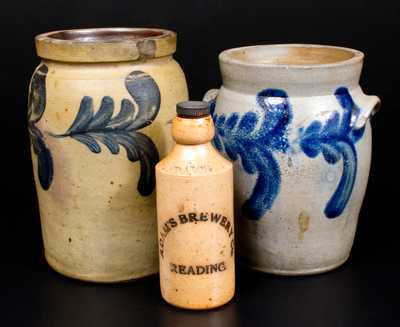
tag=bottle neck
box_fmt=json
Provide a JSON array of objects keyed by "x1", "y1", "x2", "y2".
[{"x1": 172, "y1": 115, "x2": 215, "y2": 145}]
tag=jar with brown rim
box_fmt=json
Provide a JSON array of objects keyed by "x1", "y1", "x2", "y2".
[{"x1": 28, "y1": 28, "x2": 188, "y2": 282}]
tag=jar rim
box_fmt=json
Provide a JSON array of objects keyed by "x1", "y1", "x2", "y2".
[
  {"x1": 35, "y1": 27, "x2": 177, "y2": 63},
  {"x1": 219, "y1": 44, "x2": 364, "y2": 69}
]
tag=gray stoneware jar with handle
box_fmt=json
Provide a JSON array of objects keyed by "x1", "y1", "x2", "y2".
[
  {"x1": 204, "y1": 44, "x2": 380, "y2": 275},
  {"x1": 28, "y1": 28, "x2": 188, "y2": 282}
]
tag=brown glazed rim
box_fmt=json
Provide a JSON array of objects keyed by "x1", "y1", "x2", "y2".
[
  {"x1": 35, "y1": 27, "x2": 177, "y2": 63},
  {"x1": 220, "y1": 44, "x2": 364, "y2": 69}
]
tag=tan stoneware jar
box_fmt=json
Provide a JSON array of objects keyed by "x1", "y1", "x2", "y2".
[{"x1": 28, "y1": 28, "x2": 188, "y2": 282}]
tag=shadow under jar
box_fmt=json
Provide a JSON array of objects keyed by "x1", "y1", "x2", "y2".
[
  {"x1": 204, "y1": 44, "x2": 380, "y2": 275},
  {"x1": 28, "y1": 28, "x2": 188, "y2": 282}
]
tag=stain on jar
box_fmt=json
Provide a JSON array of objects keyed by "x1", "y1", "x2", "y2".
[
  {"x1": 287, "y1": 156, "x2": 293, "y2": 168},
  {"x1": 137, "y1": 39, "x2": 156, "y2": 59},
  {"x1": 298, "y1": 211, "x2": 310, "y2": 240}
]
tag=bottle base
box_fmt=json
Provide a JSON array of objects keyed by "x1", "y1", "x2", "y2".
[{"x1": 162, "y1": 292, "x2": 235, "y2": 310}]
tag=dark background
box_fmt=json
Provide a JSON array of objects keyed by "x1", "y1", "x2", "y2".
[{"x1": 0, "y1": 0, "x2": 399, "y2": 326}]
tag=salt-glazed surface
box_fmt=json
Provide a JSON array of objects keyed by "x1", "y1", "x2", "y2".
[
  {"x1": 28, "y1": 28, "x2": 188, "y2": 282},
  {"x1": 204, "y1": 44, "x2": 380, "y2": 275}
]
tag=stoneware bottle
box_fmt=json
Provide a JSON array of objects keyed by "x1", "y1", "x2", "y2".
[
  {"x1": 204, "y1": 44, "x2": 380, "y2": 275},
  {"x1": 28, "y1": 28, "x2": 188, "y2": 282},
  {"x1": 156, "y1": 101, "x2": 234, "y2": 309}
]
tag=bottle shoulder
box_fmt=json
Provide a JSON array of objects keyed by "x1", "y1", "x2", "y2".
[{"x1": 156, "y1": 143, "x2": 232, "y2": 177}]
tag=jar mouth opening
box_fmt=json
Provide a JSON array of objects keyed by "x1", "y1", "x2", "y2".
[
  {"x1": 220, "y1": 44, "x2": 364, "y2": 68},
  {"x1": 41, "y1": 28, "x2": 170, "y2": 43},
  {"x1": 35, "y1": 27, "x2": 177, "y2": 63}
]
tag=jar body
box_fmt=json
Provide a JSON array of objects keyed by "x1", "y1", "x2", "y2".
[
  {"x1": 28, "y1": 56, "x2": 188, "y2": 282},
  {"x1": 204, "y1": 44, "x2": 380, "y2": 275},
  {"x1": 208, "y1": 86, "x2": 372, "y2": 275}
]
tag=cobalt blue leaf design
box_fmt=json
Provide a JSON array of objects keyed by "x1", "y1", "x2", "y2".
[
  {"x1": 299, "y1": 87, "x2": 365, "y2": 218},
  {"x1": 54, "y1": 70, "x2": 161, "y2": 196},
  {"x1": 28, "y1": 64, "x2": 54, "y2": 190},
  {"x1": 210, "y1": 89, "x2": 292, "y2": 220}
]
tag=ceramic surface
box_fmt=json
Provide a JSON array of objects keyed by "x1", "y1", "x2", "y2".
[
  {"x1": 156, "y1": 112, "x2": 234, "y2": 309},
  {"x1": 28, "y1": 28, "x2": 188, "y2": 282},
  {"x1": 204, "y1": 44, "x2": 380, "y2": 275}
]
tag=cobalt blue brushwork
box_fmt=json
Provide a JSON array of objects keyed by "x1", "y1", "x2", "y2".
[
  {"x1": 54, "y1": 71, "x2": 161, "y2": 196},
  {"x1": 210, "y1": 89, "x2": 292, "y2": 220},
  {"x1": 28, "y1": 64, "x2": 53, "y2": 190},
  {"x1": 299, "y1": 87, "x2": 365, "y2": 218}
]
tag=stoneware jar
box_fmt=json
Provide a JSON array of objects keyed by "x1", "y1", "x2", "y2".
[
  {"x1": 204, "y1": 44, "x2": 380, "y2": 275},
  {"x1": 28, "y1": 28, "x2": 188, "y2": 282}
]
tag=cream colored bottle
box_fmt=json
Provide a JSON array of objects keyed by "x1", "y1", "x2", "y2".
[{"x1": 156, "y1": 101, "x2": 234, "y2": 310}]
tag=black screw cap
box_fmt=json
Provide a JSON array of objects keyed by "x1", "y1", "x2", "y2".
[{"x1": 176, "y1": 101, "x2": 210, "y2": 118}]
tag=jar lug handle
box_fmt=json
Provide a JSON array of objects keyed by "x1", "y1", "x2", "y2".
[
  {"x1": 355, "y1": 94, "x2": 381, "y2": 129},
  {"x1": 203, "y1": 88, "x2": 220, "y2": 103}
]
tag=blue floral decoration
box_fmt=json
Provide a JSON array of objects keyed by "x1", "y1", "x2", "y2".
[
  {"x1": 210, "y1": 89, "x2": 292, "y2": 220},
  {"x1": 299, "y1": 87, "x2": 365, "y2": 218},
  {"x1": 53, "y1": 71, "x2": 161, "y2": 196},
  {"x1": 28, "y1": 68, "x2": 161, "y2": 196},
  {"x1": 28, "y1": 64, "x2": 53, "y2": 190}
]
